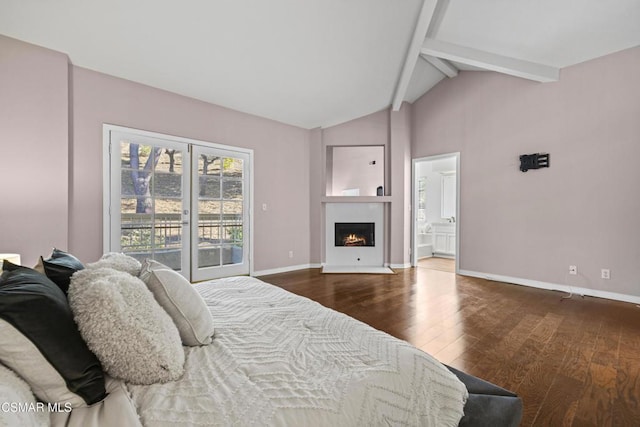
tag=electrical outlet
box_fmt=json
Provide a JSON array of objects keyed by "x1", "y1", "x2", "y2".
[
  {"x1": 569, "y1": 265, "x2": 577, "y2": 275},
  {"x1": 288, "y1": 251, "x2": 294, "y2": 258},
  {"x1": 601, "y1": 269, "x2": 610, "y2": 280}
]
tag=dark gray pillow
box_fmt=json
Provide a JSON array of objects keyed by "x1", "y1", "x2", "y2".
[
  {"x1": 40, "y1": 248, "x2": 85, "y2": 294},
  {"x1": 0, "y1": 261, "x2": 106, "y2": 406}
]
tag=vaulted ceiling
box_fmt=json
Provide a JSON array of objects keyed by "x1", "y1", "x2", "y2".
[{"x1": 1, "y1": 0, "x2": 639, "y2": 129}]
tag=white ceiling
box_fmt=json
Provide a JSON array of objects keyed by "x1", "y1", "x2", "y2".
[{"x1": 1, "y1": 0, "x2": 639, "y2": 129}]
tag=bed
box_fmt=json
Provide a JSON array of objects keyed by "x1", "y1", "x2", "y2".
[{"x1": 0, "y1": 253, "x2": 521, "y2": 427}]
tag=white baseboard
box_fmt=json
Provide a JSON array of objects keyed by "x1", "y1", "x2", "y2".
[
  {"x1": 459, "y1": 269, "x2": 640, "y2": 305},
  {"x1": 389, "y1": 263, "x2": 411, "y2": 269},
  {"x1": 253, "y1": 263, "x2": 321, "y2": 277},
  {"x1": 322, "y1": 266, "x2": 395, "y2": 274}
]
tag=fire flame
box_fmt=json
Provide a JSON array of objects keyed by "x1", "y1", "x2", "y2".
[{"x1": 343, "y1": 234, "x2": 366, "y2": 246}]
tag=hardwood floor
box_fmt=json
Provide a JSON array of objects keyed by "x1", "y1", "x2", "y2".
[
  {"x1": 418, "y1": 256, "x2": 456, "y2": 273},
  {"x1": 260, "y1": 265, "x2": 640, "y2": 426}
]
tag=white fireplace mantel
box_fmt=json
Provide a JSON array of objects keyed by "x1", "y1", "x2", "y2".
[{"x1": 321, "y1": 196, "x2": 391, "y2": 203}]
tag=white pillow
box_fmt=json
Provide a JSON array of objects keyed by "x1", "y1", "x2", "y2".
[
  {"x1": 139, "y1": 259, "x2": 214, "y2": 346},
  {"x1": 0, "y1": 363, "x2": 49, "y2": 427},
  {"x1": 86, "y1": 252, "x2": 142, "y2": 276},
  {"x1": 68, "y1": 268, "x2": 184, "y2": 385}
]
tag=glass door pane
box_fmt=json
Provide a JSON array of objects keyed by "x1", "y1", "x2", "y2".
[
  {"x1": 110, "y1": 131, "x2": 191, "y2": 277},
  {"x1": 192, "y1": 146, "x2": 249, "y2": 280}
]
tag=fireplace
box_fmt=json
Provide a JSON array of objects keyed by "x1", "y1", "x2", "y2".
[
  {"x1": 335, "y1": 222, "x2": 375, "y2": 247},
  {"x1": 324, "y1": 202, "x2": 386, "y2": 271}
]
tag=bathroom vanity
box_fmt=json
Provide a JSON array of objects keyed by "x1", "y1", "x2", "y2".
[{"x1": 433, "y1": 222, "x2": 456, "y2": 257}]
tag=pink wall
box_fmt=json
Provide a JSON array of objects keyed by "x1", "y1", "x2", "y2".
[
  {"x1": 389, "y1": 103, "x2": 412, "y2": 266},
  {"x1": 0, "y1": 35, "x2": 311, "y2": 273},
  {"x1": 308, "y1": 128, "x2": 323, "y2": 265},
  {"x1": 321, "y1": 109, "x2": 390, "y2": 147},
  {"x1": 412, "y1": 46, "x2": 640, "y2": 298},
  {"x1": 0, "y1": 35, "x2": 69, "y2": 266},
  {"x1": 70, "y1": 67, "x2": 311, "y2": 272}
]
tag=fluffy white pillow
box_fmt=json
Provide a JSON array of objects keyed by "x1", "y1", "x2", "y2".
[
  {"x1": 139, "y1": 259, "x2": 214, "y2": 346},
  {"x1": 68, "y1": 268, "x2": 184, "y2": 385},
  {"x1": 86, "y1": 252, "x2": 142, "y2": 276},
  {"x1": 0, "y1": 363, "x2": 49, "y2": 427}
]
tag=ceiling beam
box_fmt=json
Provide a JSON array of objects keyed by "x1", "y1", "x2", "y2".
[
  {"x1": 425, "y1": 0, "x2": 450, "y2": 38},
  {"x1": 421, "y1": 38, "x2": 560, "y2": 83},
  {"x1": 391, "y1": 0, "x2": 439, "y2": 111},
  {"x1": 420, "y1": 54, "x2": 458, "y2": 78}
]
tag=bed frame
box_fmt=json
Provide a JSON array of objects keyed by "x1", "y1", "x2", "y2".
[{"x1": 446, "y1": 365, "x2": 523, "y2": 427}]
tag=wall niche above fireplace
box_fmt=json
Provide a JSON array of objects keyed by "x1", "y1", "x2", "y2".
[{"x1": 326, "y1": 145, "x2": 384, "y2": 197}]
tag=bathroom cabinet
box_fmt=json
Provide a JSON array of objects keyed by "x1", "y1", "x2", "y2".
[{"x1": 433, "y1": 223, "x2": 456, "y2": 257}]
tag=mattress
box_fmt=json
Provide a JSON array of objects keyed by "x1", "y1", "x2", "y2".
[{"x1": 127, "y1": 276, "x2": 468, "y2": 426}]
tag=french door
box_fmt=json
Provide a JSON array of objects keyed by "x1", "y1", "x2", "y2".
[
  {"x1": 104, "y1": 126, "x2": 251, "y2": 281},
  {"x1": 190, "y1": 145, "x2": 249, "y2": 280}
]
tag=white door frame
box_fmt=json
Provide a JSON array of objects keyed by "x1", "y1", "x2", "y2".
[
  {"x1": 411, "y1": 152, "x2": 460, "y2": 273},
  {"x1": 102, "y1": 124, "x2": 254, "y2": 280}
]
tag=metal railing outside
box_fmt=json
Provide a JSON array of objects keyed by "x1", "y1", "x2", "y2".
[{"x1": 120, "y1": 213, "x2": 243, "y2": 252}]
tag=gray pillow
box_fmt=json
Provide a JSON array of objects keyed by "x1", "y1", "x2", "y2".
[
  {"x1": 139, "y1": 259, "x2": 214, "y2": 346},
  {"x1": 68, "y1": 267, "x2": 184, "y2": 385}
]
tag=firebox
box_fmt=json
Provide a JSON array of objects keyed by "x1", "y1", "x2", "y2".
[{"x1": 334, "y1": 222, "x2": 375, "y2": 247}]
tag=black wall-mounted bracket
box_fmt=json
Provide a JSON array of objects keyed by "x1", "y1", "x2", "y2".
[{"x1": 519, "y1": 153, "x2": 549, "y2": 172}]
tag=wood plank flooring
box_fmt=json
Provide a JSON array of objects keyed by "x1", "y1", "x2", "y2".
[
  {"x1": 260, "y1": 261, "x2": 640, "y2": 426},
  {"x1": 418, "y1": 257, "x2": 456, "y2": 273}
]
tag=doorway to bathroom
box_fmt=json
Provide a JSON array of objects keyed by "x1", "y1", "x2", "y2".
[{"x1": 411, "y1": 153, "x2": 460, "y2": 273}]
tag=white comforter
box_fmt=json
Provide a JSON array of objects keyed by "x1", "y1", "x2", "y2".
[{"x1": 127, "y1": 276, "x2": 468, "y2": 426}]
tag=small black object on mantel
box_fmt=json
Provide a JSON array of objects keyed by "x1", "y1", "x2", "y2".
[
  {"x1": 519, "y1": 153, "x2": 549, "y2": 172},
  {"x1": 376, "y1": 186, "x2": 383, "y2": 196}
]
